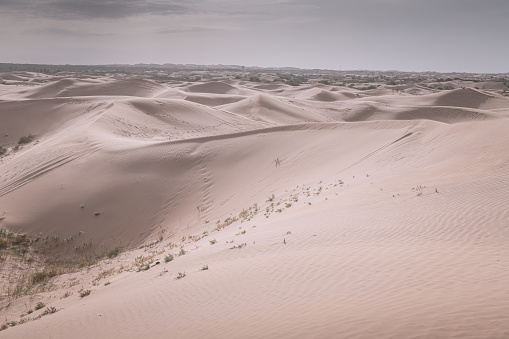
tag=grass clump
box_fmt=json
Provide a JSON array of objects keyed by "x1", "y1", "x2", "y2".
[
  {"x1": 42, "y1": 306, "x2": 57, "y2": 315},
  {"x1": 175, "y1": 272, "x2": 186, "y2": 280},
  {"x1": 79, "y1": 289, "x2": 91, "y2": 298},
  {"x1": 0, "y1": 146, "x2": 6, "y2": 156},
  {"x1": 34, "y1": 302, "x2": 46, "y2": 310},
  {"x1": 61, "y1": 291, "x2": 72, "y2": 299},
  {"x1": 30, "y1": 270, "x2": 58, "y2": 285},
  {"x1": 164, "y1": 254, "x2": 174, "y2": 263},
  {"x1": 18, "y1": 134, "x2": 35, "y2": 144},
  {"x1": 106, "y1": 246, "x2": 122, "y2": 258}
]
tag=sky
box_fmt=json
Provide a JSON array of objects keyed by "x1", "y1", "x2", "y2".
[{"x1": 1, "y1": 0, "x2": 508, "y2": 73}]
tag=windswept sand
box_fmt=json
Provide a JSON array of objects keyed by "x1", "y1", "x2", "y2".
[{"x1": 1, "y1": 74, "x2": 509, "y2": 338}]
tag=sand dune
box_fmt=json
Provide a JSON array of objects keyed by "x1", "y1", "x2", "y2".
[
  {"x1": 22, "y1": 78, "x2": 168, "y2": 99},
  {"x1": 184, "y1": 93, "x2": 246, "y2": 106},
  {"x1": 220, "y1": 93, "x2": 327, "y2": 124},
  {"x1": 1, "y1": 73, "x2": 509, "y2": 338},
  {"x1": 187, "y1": 81, "x2": 240, "y2": 95}
]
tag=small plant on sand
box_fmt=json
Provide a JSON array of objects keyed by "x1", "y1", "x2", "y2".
[
  {"x1": 231, "y1": 243, "x2": 247, "y2": 249},
  {"x1": 61, "y1": 291, "x2": 72, "y2": 299},
  {"x1": 106, "y1": 246, "x2": 122, "y2": 258},
  {"x1": 104, "y1": 281, "x2": 111, "y2": 286},
  {"x1": 79, "y1": 289, "x2": 91, "y2": 298},
  {"x1": 94, "y1": 212, "x2": 100, "y2": 216},
  {"x1": 0, "y1": 146, "x2": 6, "y2": 156},
  {"x1": 164, "y1": 254, "x2": 174, "y2": 263},
  {"x1": 201, "y1": 265, "x2": 208, "y2": 271},
  {"x1": 42, "y1": 306, "x2": 58, "y2": 315},
  {"x1": 18, "y1": 134, "x2": 35, "y2": 144},
  {"x1": 209, "y1": 238, "x2": 217, "y2": 245},
  {"x1": 176, "y1": 272, "x2": 186, "y2": 280},
  {"x1": 137, "y1": 263, "x2": 150, "y2": 271},
  {"x1": 34, "y1": 302, "x2": 46, "y2": 310},
  {"x1": 274, "y1": 158, "x2": 281, "y2": 167},
  {"x1": 178, "y1": 248, "x2": 187, "y2": 256}
]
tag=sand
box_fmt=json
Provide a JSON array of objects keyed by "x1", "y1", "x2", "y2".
[{"x1": 1, "y1": 72, "x2": 509, "y2": 338}]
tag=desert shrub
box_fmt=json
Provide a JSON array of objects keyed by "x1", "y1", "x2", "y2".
[
  {"x1": 30, "y1": 270, "x2": 58, "y2": 284},
  {"x1": 106, "y1": 246, "x2": 122, "y2": 258},
  {"x1": 12, "y1": 234, "x2": 29, "y2": 246},
  {"x1": 79, "y1": 289, "x2": 91, "y2": 298},
  {"x1": 0, "y1": 146, "x2": 6, "y2": 156},
  {"x1": 34, "y1": 302, "x2": 46, "y2": 310},
  {"x1": 18, "y1": 134, "x2": 34, "y2": 144}
]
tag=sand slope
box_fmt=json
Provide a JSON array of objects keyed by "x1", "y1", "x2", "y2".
[{"x1": 1, "y1": 75, "x2": 509, "y2": 338}]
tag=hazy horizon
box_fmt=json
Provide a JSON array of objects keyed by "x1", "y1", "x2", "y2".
[{"x1": 1, "y1": 0, "x2": 508, "y2": 73}]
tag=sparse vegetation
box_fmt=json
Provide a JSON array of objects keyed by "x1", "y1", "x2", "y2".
[
  {"x1": 30, "y1": 270, "x2": 58, "y2": 285},
  {"x1": 61, "y1": 291, "x2": 72, "y2": 299},
  {"x1": 209, "y1": 239, "x2": 217, "y2": 245},
  {"x1": 18, "y1": 134, "x2": 35, "y2": 144},
  {"x1": 106, "y1": 246, "x2": 122, "y2": 258},
  {"x1": 34, "y1": 302, "x2": 46, "y2": 310},
  {"x1": 164, "y1": 254, "x2": 174, "y2": 262},
  {"x1": 176, "y1": 272, "x2": 186, "y2": 279},
  {"x1": 79, "y1": 289, "x2": 91, "y2": 298},
  {"x1": 201, "y1": 265, "x2": 208, "y2": 271},
  {"x1": 0, "y1": 146, "x2": 6, "y2": 156},
  {"x1": 42, "y1": 306, "x2": 57, "y2": 315}
]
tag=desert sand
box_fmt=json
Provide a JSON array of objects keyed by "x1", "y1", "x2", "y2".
[{"x1": 1, "y1": 69, "x2": 509, "y2": 338}]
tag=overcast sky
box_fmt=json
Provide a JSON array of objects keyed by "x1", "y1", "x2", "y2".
[{"x1": 1, "y1": 0, "x2": 508, "y2": 72}]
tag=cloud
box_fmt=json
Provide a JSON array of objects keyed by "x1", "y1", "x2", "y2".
[
  {"x1": 156, "y1": 27, "x2": 220, "y2": 34},
  {"x1": 26, "y1": 27, "x2": 110, "y2": 36},
  {"x1": 0, "y1": 0, "x2": 193, "y2": 20}
]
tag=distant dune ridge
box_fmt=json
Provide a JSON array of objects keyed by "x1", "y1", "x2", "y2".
[{"x1": 1, "y1": 72, "x2": 509, "y2": 338}]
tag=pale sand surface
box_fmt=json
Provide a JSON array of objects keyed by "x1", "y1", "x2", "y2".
[{"x1": 1, "y1": 73, "x2": 509, "y2": 338}]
